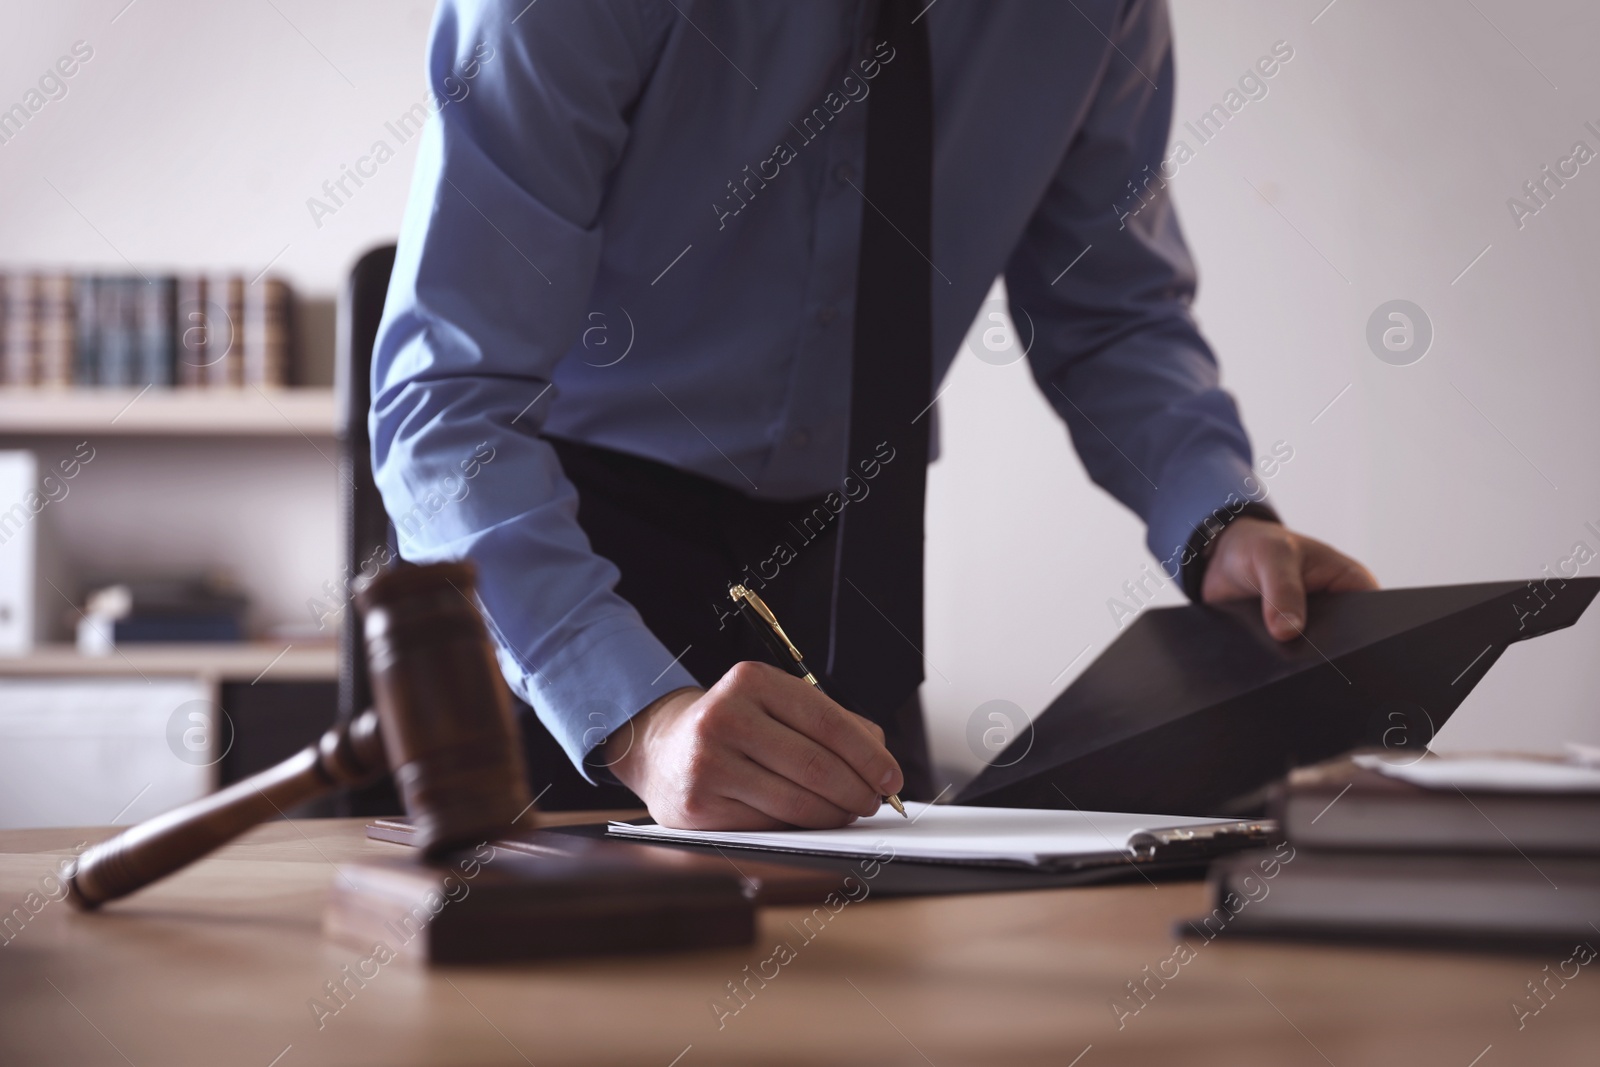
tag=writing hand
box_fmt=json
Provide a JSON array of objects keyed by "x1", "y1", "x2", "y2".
[{"x1": 608, "y1": 661, "x2": 904, "y2": 831}]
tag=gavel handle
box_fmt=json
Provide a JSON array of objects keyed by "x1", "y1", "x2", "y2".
[{"x1": 67, "y1": 709, "x2": 387, "y2": 910}]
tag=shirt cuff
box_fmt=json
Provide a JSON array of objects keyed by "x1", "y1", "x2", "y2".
[
  {"x1": 492, "y1": 614, "x2": 699, "y2": 785},
  {"x1": 1143, "y1": 452, "x2": 1281, "y2": 600},
  {"x1": 1178, "y1": 501, "x2": 1282, "y2": 601}
]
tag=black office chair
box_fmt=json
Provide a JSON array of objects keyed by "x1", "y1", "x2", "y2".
[{"x1": 335, "y1": 244, "x2": 640, "y2": 813}]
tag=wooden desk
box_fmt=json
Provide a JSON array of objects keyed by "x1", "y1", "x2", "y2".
[{"x1": 2, "y1": 816, "x2": 1594, "y2": 1066}]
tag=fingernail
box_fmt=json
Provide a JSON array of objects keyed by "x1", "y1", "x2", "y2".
[
  {"x1": 1281, "y1": 613, "x2": 1304, "y2": 631},
  {"x1": 879, "y1": 771, "x2": 897, "y2": 792}
]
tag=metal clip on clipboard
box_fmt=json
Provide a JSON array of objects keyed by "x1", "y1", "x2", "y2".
[{"x1": 1125, "y1": 820, "x2": 1278, "y2": 863}]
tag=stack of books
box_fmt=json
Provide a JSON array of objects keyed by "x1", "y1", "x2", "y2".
[
  {"x1": 76, "y1": 576, "x2": 250, "y2": 654},
  {"x1": 0, "y1": 271, "x2": 292, "y2": 388},
  {"x1": 1198, "y1": 749, "x2": 1600, "y2": 948}
]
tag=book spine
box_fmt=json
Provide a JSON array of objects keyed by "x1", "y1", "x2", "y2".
[
  {"x1": 136, "y1": 277, "x2": 176, "y2": 387},
  {"x1": 112, "y1": 615, "x2": 245, "y2": 644},
  {"x1": 242, "y1": 278, "x2": 290, "y2": 387},
  {"x1": 205, "y1": 273, "x2": 244, "y2": 388},
  {"x1": 73, "y1": 276, "x2": 99, "y2": 386},
  {"x1": 36, "y1": 273, "x2": 74, "y2": 387},
  {"x1": 96, "y1": 278, "x2": 135, "y2": 386},
  {"x1": 174, "y1": 275, "x2": 206, "y2": 387},
  {"x1": 3, "y1": 272, "x2": 40, "y2": 386}
]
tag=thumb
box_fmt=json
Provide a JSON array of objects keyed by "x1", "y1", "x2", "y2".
[{"x1": 1256, "y1": 541, "x2": 1307, "y2": 641}]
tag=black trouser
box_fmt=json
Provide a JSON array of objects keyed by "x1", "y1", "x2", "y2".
[{"x1": 516, "y1": 436, "x2": 934, "y2": 809}]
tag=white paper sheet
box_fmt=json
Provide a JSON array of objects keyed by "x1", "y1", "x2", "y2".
[
  {"x1": 606, "y1": 803, "x2": 1241, "y2": 866},
  {"x1": 1353, "y1": 753, "x2": 1600, "y2": 793}
]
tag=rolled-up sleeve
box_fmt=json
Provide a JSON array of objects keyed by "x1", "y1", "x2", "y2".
[
  {"x1": 1006, "y1": 0, "x2": 1260, "y2": 578},
  {"x1": 370, "y1": 0, "x2": 694, "y2": 778}
]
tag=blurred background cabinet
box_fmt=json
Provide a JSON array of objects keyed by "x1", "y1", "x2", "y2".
[{"x1": 0, "y1": 356, "x2": 343, "y2": 826}]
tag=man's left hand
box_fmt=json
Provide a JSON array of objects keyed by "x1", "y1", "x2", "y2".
[{"x1": 1202, "y1": 518, "x2": 1378, "y2": 641}]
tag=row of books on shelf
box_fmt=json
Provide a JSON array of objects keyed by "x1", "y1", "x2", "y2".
[{"x1": 0, "y1": 271, "x2": 294, "y2": 389}]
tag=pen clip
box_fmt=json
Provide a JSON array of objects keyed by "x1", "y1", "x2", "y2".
[
  {"x1": 729, "y1": 584, "x2": 805, "y2": 665},
  {"x1": 729, "y1": 584, "x2": 827, "y2": 690}
]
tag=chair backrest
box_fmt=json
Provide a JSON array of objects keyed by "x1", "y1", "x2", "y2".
[{"x1": 335, "y1": 245, "x2": 398, "y2": 813}]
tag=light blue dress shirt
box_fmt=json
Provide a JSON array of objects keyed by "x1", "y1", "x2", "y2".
[{"x1": 371, "y1": 0, "x2": 1261, "y2": 776}]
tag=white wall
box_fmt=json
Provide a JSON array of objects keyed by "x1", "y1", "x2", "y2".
[
  {"x1": 0, "y1": 0, "x2": 438, "y2": 294},
  {"x1": 3, "y1": 2, "x2": 1595, "y2": 782}
]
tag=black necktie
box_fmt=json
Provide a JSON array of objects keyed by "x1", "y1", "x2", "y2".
[{"x1": 828, "y1": 0, "x2": 933, "y2": 724}]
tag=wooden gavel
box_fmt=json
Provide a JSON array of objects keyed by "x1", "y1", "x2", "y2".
[{"x1": 67, "y1": 561, "x2": 534, "y2": 910}]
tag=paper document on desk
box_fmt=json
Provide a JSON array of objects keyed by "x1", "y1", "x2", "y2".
[
  {"x1": 1352, "y1": 752, "x2": 1600, "y2": 793},
  {"x1": 607, "y1": 803, "x2": 1261, "y2": 869}
]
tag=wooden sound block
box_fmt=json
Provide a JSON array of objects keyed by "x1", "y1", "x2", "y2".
[
  {"x1": 366, "y1": 817, "x2": 844, "y2": 906},
  {"x1": 324, "y1": 847, "x2": 755, "y2": 964}
]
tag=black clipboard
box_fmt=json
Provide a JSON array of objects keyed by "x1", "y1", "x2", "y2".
[{"x1": 957, "y1": 579, "x2": 1599, "y2": 816}]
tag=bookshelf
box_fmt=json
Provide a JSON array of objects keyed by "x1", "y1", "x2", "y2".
[
  {"x1": 0, "y1": 387, "x2": 338, "y2": 437},
  {"x1": 0, "y1": 642, "x2": 338, "y2": 681},
  {"x1": 0, "y1": 280, "x2": 345, "y2": 827}
]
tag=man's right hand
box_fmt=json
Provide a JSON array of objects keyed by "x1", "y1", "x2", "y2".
[{"x1": 605, "y1": 661, "x2": 904, "y2": 831}]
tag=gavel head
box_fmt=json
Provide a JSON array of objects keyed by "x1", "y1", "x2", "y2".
[{"x1": 356, "y1": 561, "x2": 534, "y2": 857}]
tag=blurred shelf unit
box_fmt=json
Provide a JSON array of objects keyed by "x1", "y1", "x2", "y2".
[
  {"x1": 0, "y1": 386, "x2": 337, "y2": 437},
  {"x1": 0, "y1": 268, "x2": 344, "y2": 829},
  {"x1": 0, "y1": 642, "x2": 338, "y2": 682}
]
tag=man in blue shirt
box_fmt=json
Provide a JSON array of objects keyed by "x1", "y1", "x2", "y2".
[{"x1": 372, "y1": 0, "x2": 1376, "y2": 830}]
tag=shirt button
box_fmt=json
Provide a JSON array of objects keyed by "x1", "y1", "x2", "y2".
[
  {"x1": 834, "y1": 162, "x2": 857, "y2": 184},
  {"x1": 789, "y1": 428, "x2": 811, "y2": 448},
  {"x1": 816, "y1": 306, "x2": 837, "y2": 326}
]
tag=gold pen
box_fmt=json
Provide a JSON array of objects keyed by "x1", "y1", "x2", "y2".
[{"x1": 728, "y1": 584, "x2": 908, "y2": 818}]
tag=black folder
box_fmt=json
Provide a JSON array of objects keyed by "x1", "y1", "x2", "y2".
[{"x1": 956, "y1": 579, "x2": 1599, "y2": 817}]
